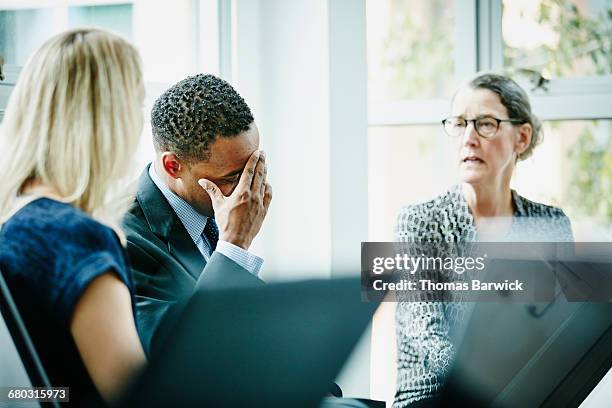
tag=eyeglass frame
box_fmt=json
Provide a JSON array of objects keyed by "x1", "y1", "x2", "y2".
[{"x1": 441, "y1": 116, "x2": 525, "y2": 139}]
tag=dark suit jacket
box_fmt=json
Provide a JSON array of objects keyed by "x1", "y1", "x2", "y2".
[{"x1": 122, "y1": 166, "x2": 263, "y2": 356}]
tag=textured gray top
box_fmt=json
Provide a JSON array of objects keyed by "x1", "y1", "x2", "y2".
[{"x1": 392, "y1": 185, "x2": 573, "y2": 407}]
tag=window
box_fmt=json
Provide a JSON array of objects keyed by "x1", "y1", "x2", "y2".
[
  {"x1": 0, "y1": 0, "x2": 225, "y2": 169},
  {"x1": 366, "y1": 0, "x2": 612, "y2": 242},
  {"x1": 502, "y1": 0, "x2": 611, "y2": 79},
  {"x1": 368, "y1": 120, "x2": 612, "y2": 242},
  {"x1": 366, "y1": 0, "x2": 456, "y2": 102},
  {"x1": 513, "y1": 119, "x2": 612, "y2": 240},
  {"x1": 0, "y1": 3, "x2": 133, "y2": 66},
  {"x1": 366, "y1": 0, "x2": 612, "y2": 404},
  {"x1": 368, "y1": 124, "x2": 457, "y2": 241},
  {"x1": 0, "y1": 9, "x2": 60, "y2": 66}
]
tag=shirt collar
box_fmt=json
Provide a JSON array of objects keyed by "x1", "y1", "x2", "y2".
[
  {"x1": 148, "y1": 163, "x2": 208, "y2": 244},
  {"x1": 511, "y1": 189, "x2": 527, "y2": 216},
  {"x1": 454, "y1": 184, "x2": 526, "y2": 217}
]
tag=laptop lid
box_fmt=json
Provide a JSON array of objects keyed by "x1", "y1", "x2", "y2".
[
  {"x1": 441, "y1": 258, "x2": 612, "y2": 407},
  {"x1": 124, "y1": 277, "x2": 380, "y2": 408}
]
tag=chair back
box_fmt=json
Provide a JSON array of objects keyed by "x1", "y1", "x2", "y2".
[{"x1": 0, "y1": 269, "x2": 60, "y2": 408}]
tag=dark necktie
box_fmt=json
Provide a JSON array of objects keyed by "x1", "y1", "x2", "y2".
[{"x1": 203, "y1": 218, "x2": 219, "y2": 252}]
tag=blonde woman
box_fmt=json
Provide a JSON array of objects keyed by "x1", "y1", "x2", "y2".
[{"x1": 0, "y1": 29, "x2": 146, "y2": 406}]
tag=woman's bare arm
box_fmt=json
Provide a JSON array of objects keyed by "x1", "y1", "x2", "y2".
[{"x1": 70, "y1": 272, "x2": 146, "y2": 403}]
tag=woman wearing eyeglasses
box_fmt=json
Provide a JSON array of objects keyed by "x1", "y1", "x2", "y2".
[{"x1": 392, "y1": 73, "x2": 573, "y2": 408}]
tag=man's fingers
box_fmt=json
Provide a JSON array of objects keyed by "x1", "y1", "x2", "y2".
[
  {"x1": 198, "y1": 179, "x2": 224, "y2": 205},
  {"x1": 236, "y1": 150, "x2": 260, "y2": 192},
  {"x1": 258, "y1": 157, "x2": 268, "y2": 198},
  {"x1": 263, "y1": 182, "x2": 272, "y2": 209},
  {"x1": 251, "y1": 151, "x2": 267, "y2": 193}
]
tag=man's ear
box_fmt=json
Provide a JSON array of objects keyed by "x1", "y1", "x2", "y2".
[
  {"x1": 160, "y1": 152, "x2": 184, "y2": 179},
  {"x1": 515, "y1": 123, "x2": 532, "y2": 156}
]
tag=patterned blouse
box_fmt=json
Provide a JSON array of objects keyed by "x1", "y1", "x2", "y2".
[{"x1": 392, "y1": 185, "x2": 573, "y2": 407}]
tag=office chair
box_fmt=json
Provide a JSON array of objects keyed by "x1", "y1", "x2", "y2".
[{"x1": 0, "y1": 269, "x2": 60, "y2": 408}]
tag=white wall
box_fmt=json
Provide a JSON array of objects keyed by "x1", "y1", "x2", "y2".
[
  {"x1": 231, "y1": 0, "x2": 371, "y2": 398},
  {"x1": 233, "y1": 0, "x2": 333, "y2": 280}
]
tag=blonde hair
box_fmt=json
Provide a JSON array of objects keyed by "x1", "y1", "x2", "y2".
[{"x1": 0, "y1": 28, "x2": 144, "y2": 239}]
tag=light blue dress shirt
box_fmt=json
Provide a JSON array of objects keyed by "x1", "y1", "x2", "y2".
[{"x1": 148, "y1": 163, "x2": 262, "y2": 276}]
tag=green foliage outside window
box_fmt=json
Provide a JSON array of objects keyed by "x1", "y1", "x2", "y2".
[
  {"x1": 533, "y1": 1, "x2": 612, "y2": 226},
  {"x1": 504, "y1": 0, "x2": 611, "y2": 77},
  {"x1": 567, "y1": 125, "x2": 612, "y2": 226},
  {"x1": 379, "y1": 0, "x2": 611, "y2": 226},
  {"x1": 379, "y1": 0, "x2": 454, "y2": 99}
]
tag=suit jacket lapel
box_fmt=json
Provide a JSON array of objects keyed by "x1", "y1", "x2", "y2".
[
  {"x1": 136, "y1": 165, "x2": 205, "y2": 280},
  {"x1": 167, "y1": 223, "x2": 206, "y2": 281}
]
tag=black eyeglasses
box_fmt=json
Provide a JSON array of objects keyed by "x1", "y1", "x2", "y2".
[{"x1": 442, "y1": 116, "x2": 524, "y2": 139}]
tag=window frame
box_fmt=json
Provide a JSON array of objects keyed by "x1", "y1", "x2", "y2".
[
  {"x1": 367, "y1": 0, "x2": 612, "y2": 127},
  {"x1": 0, "y1": 0, "x2": 226, "y2": 120}
]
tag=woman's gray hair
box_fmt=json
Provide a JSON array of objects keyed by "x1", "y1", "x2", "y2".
[{"x1": 469, "y1": 73, "x2": 542, "y2": 161}]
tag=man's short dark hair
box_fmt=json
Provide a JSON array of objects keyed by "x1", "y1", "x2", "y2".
[{"x1": 151, "y1": 74, "x2": 254, "y2": 161}]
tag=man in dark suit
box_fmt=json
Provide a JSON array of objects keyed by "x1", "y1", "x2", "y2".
[{"x1": 123, "y1": 74, "x2": 272, "y2": 356}]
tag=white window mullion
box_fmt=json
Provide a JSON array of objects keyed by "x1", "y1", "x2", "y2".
[
  {"x1": 454, "y1": 0, "x2": 478, "y2": 81},
  {"x1": 217, "y1": 0, "x2": 233, "y2": 82},
  {"x1": 0, "y1": 0, "x2": 129, "y2": 9},
  {"x1": 488, "y1": 0, "x2": 503, "y2": 70},
  {"x1": 476, "y1": 0, "x2": 503, "y2": 71},
  {"x1": 520, "y1": 75, "x2": 612, "y2": 121},
  {"x1": 531, "y1": 94, "x2": 612, "y2": 122},
  {"x1": 193, "y1": 0, "x2": 223, "y2": 76}
]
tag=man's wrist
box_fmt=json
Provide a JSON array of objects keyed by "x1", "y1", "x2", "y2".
[
  {"x1": 216, "y1": 240, "x2": 263, "y2": 276},
  {"x1": 221, "y1": 233, "x2": 250, "y2": 250}
]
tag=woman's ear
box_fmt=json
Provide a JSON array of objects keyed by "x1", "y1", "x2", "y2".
[{"x1": 515, "y1": 123, "x2": 532, "y2": 156}]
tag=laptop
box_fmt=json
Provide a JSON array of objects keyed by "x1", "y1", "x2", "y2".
[
  {"x1": 122, "y1": 277, "x2": 381, "y2": 408},
  {"x1": 441, "y1": 257, "x2": 612, "y2": 407}
]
